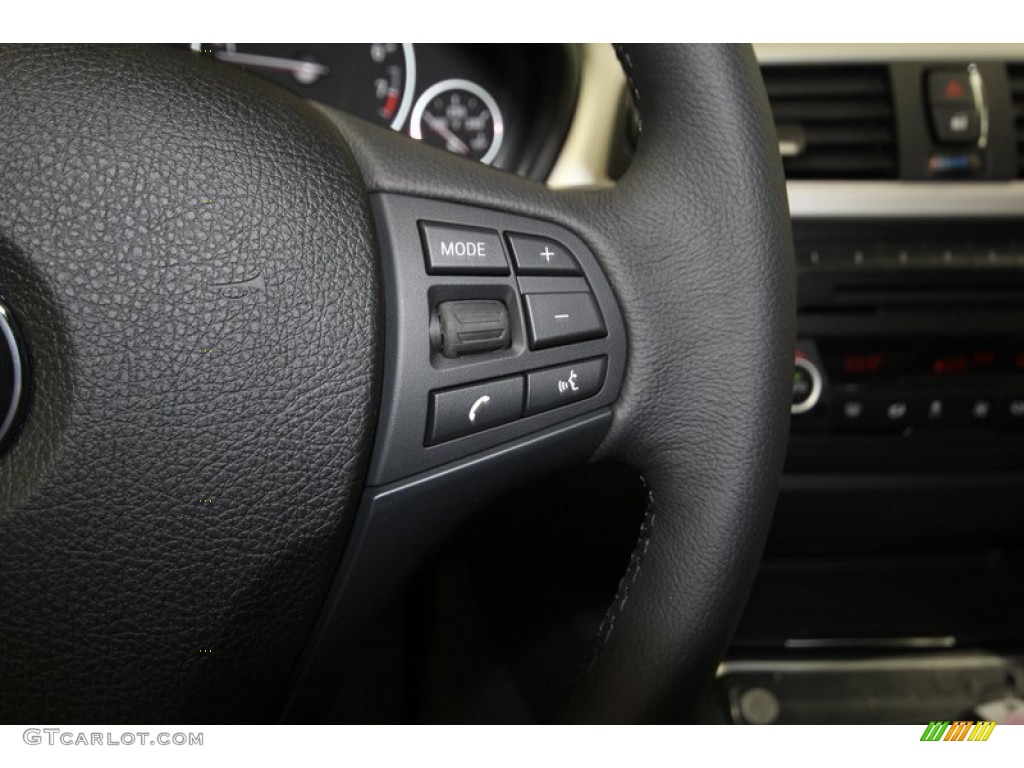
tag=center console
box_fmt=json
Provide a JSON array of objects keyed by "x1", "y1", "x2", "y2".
[{"x1": 717, "y1": 46, "x2": 1024, "y2": 723}]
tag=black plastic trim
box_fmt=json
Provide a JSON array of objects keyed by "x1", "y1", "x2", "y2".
[{"x1": 279, "y1": 408, "x2": 612, "y2": 722}]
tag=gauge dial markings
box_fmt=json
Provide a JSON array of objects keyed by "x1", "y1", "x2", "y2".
[{"x1": 410, "y1": 78, "x2": 505, "y2": 166}]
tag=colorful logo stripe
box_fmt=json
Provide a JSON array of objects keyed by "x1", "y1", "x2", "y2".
[{"x1": 920, "y1": 720, "x2": 996, "y2": 741}]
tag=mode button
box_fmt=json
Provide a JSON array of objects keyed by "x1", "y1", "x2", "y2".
[{"x1": 420, "y1": 222, "x2": 509, "y2": 275}]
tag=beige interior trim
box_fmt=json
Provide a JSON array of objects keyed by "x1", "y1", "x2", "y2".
[{"x1": 546, "y1": 44, "x2": 624, "y2": 189}]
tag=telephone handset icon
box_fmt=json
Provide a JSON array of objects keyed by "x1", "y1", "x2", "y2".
[{"x1": 468, "y1": 395, "x2": 491, "y2": 423}]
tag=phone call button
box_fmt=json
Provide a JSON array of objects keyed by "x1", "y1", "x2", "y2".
[{"x1": 427, "y1": 376, "x2": 524, "y2": 445}]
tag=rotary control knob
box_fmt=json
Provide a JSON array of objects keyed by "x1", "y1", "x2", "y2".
[
  {"x1": 791, "y1": 355, "x2": 822, "y2": 415},
  {"x1": 436, "y1": 300, "x2": 511, "y2": 358}
]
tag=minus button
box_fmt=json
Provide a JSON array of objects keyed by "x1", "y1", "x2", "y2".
[{"x1": 523, "y1": 292, "x2": 606, "y2": 349}]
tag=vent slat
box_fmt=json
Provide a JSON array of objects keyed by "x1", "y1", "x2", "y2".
[
  {"x1": 801, "y1": 125, "x2": 895, "y2": 147},
  {"x1": 762, "y1": 65, "x2": 897, "y2": 179},
  {"x1": 1010, "y1": 65, "x2": 1024, "y2": 179},
  {"x1": 783, "y1": 153, "x2": 898, "y2": 178},
  {"x1": 770, "y1": 100, "x2": 893, "y2": 122},
  {"x1": 764, "y1": 77, "x2": 889, "y2": 99}
]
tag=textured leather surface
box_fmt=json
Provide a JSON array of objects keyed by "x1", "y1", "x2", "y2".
[
  {"x1": 0, "y1": 45, "x2": 380, "y2": 722},
  {"x1": 325, "y1": 44, "x2": 794, "y2": 722}
]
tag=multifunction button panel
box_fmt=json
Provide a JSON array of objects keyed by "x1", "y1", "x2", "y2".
[{"x1": 368, "y1": 195, "x2": 627, "y2": 486}]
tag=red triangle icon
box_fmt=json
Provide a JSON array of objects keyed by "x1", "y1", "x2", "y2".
[{"x1": 945, "y1": 78, "x2": 965, "y2": 99}]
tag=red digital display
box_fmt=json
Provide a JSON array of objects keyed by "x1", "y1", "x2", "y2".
[
  {"x1": 823, "y1": 342, "x2": 1024, "y2": 383},
  {"x1": 843, "y1": 353, "x2": 883, "y2": 375},
  {"x1": 932, "y1": 355, "x2": 969, "y2": 374}
]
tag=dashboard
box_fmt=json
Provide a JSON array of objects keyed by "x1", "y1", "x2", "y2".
[
  {"x1": 3, "y1": 42, "x2": 1021, "y2": 727},
  {"x1": 184, "y1": 43, "x2": 578, "y2": 179}
]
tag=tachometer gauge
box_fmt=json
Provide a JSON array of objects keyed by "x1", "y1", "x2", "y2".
[
  {"x1": 368, "y1": 43, "x2": 416, "y2": 130},
  {"x1": 410, "y1": 79, "x2": 504, "y2": 165}
]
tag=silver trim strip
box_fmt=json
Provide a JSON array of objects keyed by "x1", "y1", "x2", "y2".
[
  {"x1": 0, "y1": 304, "x2": 24, "y2": 446},
  {"x1": 969, "y1": 63, "x2": 989, "y2": 151},
  {"x1": 784, "y1": 636, "x2": 956, "y2": 650},
  {"x1": 718, "y1": 651, "x2": 1017, "y2": 677},
  {"x1": 755, "y1": 43, "x2": 1024, "y2": 64},
  {"x1": 787, "y1": 181, "x2": 1024, "y2": 218}
]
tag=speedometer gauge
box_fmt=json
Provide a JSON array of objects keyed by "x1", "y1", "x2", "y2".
[{"x1": 410, "y1": 79, "x2": 504, "y2": 165}]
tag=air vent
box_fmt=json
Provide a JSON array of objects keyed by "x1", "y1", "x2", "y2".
[
  {"x1": 1009, "y1": 64, "x2": 1024, "y2": 177},
  {"x1": 761, "y1": 65, "x2": 897, "y2": 179}
]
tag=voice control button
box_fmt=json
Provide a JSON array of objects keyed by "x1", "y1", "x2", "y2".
[{"x1": 524, "y1": 358, "x2": 607, "y2": 416}]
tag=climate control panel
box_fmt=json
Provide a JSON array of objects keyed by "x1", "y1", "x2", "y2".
[{"x1": 791, "y1": 337, "x2": 1024, "y2": 433}]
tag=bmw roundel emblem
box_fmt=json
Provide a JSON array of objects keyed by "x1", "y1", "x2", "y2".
[{"x1": 0, "y1": 300, "x2": 27, "y2": 451}]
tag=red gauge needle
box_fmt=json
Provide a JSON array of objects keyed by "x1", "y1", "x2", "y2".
[{"x1": 423, "y1": 112, "x2": 471, "y2": 155}]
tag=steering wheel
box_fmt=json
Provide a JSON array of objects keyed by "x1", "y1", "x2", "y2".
[{"x1": 0, "y1": 44, "x2": 793, "y2": 723}]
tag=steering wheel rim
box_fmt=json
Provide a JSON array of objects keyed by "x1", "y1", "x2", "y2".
[{"x1": 0, "y1": 43, "x2": 793, "y2": 723}]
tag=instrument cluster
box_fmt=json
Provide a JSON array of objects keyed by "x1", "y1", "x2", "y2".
[{"x1": 187, "y1": 43, "x2": 577, "y2": 178}]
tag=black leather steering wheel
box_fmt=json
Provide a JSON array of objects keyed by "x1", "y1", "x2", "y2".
[{"x1": 0, "y1": 44, "x2": 793, "y2": 723}]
